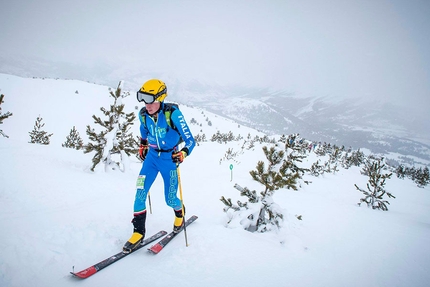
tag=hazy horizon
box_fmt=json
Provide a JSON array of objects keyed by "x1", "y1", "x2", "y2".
[{"x1": 1, "y1": 0, "x2": 429, "y2": 114}]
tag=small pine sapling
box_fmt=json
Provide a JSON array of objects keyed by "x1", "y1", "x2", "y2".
[
  {"x1": 28, "y1": 115, "x2": 53, "y2": 145},
  {"x1": 221, "y1": 145, "x2": 301, "y2": 233},
  {"x1": 84, "y1": 81, "x2": 138, "y2": 172},
  {"x1": 284, "y1": 137, "x2": 310, "y2": 185},
  {"x1": 62, "y1": 126, "x2": 84, "y2": 150},
  {"x1": 414, "y1": 167, "x2": 430, "y2": 188},
  {"x1": 0, "y1": 94, "x2": 13, "y2": 138},
  {"x1": 310, "y1": 159, "x2": 324, "y2": 177},
  {"x1": 355, "y1": 157, "x2": 395, "y2": 211},
  {"x1": 347, "y1": 149, "x2": 366, "y2": 167},
  {"x1": 395, "y1": 164, "x2": 406, "y2": 179}
]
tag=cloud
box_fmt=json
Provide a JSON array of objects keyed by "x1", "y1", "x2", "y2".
[{"x1": 1, "y1": 0, "x2": 429, "y2": 112}]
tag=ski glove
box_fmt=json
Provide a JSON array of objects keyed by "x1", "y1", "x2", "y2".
[
  {"x1": 138, "y1": 138, "x2": 149, "y2": 161},
  {"x1": 172, "y1": 148, "x2": 188, "y2": 164}
]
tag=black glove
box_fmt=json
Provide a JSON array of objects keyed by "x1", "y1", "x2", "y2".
[
  {"x1": 138, "y1": 138, "x2": 149, "y2": 161},
  {"x1": 172, "y1": 148, "x2": 189, "y2": 164}
]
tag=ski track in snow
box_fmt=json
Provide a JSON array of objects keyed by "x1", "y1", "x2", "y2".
[{"x1": 0, "y1": 74, "x2": 429, "y2": 287}]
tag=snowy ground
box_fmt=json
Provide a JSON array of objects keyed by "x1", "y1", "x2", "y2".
[{"x1": 1, "y1": 74, "x2": 429, "y2": 287}]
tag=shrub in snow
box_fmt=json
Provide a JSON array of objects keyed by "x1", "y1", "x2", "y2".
[
  {"x1": 283, "y1": 138, "x2": 310, "y2": 186},
  {"x1": 62, "y1": 126, "x2": 84, "y2": 150},
  {"x1": 84, "y1": 81, "x2": 138, "y2": 172},
  {"x1": 396, "y1": 164, "x2": 430, "y2": 188},
  {"x1": 310, "y1": 159, "x2": 324, "y2": 177},
  {"x1": 222, "y1": 147, "x2": 242, "y2": 164},
  {"x1": 221, "y1": 145, "x2": 301, "y2": 233},
  {"x1": 194, "y1": 133, "x2": 207, "y2": 145},
  {"x1": 343, "y1": 149, "x2": 366, "y2": 168},
  {"x1": 323, "y1": 160, "x2": 339, "y2": 174},
  {"x1": 0, "y1": 94, "x2": 13, "y2": 138},
  {"x1": 395, "y1": 164, "x2": 407, "y2": 179},
  {"x1": 414, "y1": 166, "x2": 430, "y2": 188},
  {"x1": 28, "y1": 115, "x2": 53, "y2": 145},
  {"x1": 355, "y1": 157, "x2": 395, "y2": 211},
  {"x1": 211, "y1": 130, "x2": 237, "y2": 144},
  {"x1": 328, "y1": 147, "x2": 343, "y2": 164},
  {"x1": 284, "y1": 133, "x2": 308, "y2": 155}
]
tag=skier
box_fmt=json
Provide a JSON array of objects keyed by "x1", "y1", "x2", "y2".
[{"x1": 123, "y1": 79, "x2": 196, "y2": 253}]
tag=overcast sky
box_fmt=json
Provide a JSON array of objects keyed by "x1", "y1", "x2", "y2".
[{"x1": 1, "y1": 0, "x2": 429, "y2": 108}]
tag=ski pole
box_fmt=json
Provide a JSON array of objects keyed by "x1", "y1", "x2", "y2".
[
  {"x1": 176, "y1": 164, "x2": 189, "y2": 247},
  {"x1": 148, "y1": 192, "x2": 152, "y2": 214}
]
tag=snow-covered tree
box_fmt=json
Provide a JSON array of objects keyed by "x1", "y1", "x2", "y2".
[
  {"x1": 221, "y1": 145, "x2": 301, "y2": 233},
  {"x1": 395, "y1": 164, "x2": 407, "y2": 179},
  {"x1": 0, "y1": 94, "x2": 13, "y2": 138},
  {"x1": 28, "y1": 115, "x2": 53, "y2": 145},
  {"x1": 310, "y1": 159, "x2": 325, "y2": 177},
  {"x1": 62, "y1": 126, "x2": 84, "y2": 150},
  {"x1": 194, "y1": 133, "x2": 206, "y2": 145},
  {"x1": 284, "y1": 136, "x2": 310, "y2": 185},
  {"x1": 355, "y1": 157, "x2": 394, "y2": 211},
  {"x1": 414, "y1": 166, "x2": 430, "y2": 188},
  {"x1": 344, "y1": 149, "x2": 366, "y2": 167},
  {"x1": 84, "y1": 81, "x2": 138, "y2": 172}
]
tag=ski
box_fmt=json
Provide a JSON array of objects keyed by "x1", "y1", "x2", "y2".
[
  {"x1": 70, "y1": 230, "x2": 167, "y2": 279},
  {"x1": 148, "y1": 215, "x2": 198, "y2": 254}
]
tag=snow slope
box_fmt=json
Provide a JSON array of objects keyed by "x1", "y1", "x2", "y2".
[{"x1": 0, "y1": 74, "x2": 429, "y2": 287}]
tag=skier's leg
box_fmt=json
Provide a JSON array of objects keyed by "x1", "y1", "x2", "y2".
[
  {"x1": 159, "y1": 160, "x2": 184, "y2": 232},
  {"x1": 124, "y1": 156, "x2": 158, "y2": 253},
  {"x1": 159, "y1": 161, "x2": 181, "y2": 210},
  {"x1": 133, "y1": 158, "x2": 158, "y2": 215}
]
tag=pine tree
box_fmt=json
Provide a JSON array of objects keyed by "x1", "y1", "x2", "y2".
[
  {"x1": 0, "y1": 94, "x2": 13, "y2": 138},
  {"x1": 414, "y1": 167, "x2": 430, "y2": 188},
  {"x1": 395, "y1": 164, "x2": 406, "y2": 179},
  {"x1": 62, "y1": 126, "x2": 84, "y2": 150},
  {"x1": 347, "y1": 149, "x2": 366, "y2": 167},
  {"x1": 28, "y1": 115, "x2": 53, "y2": 145},
  {"x1": 251, "y1": 146, "x2": 300, "y2": 192},
  {"x1": 278, "y1": 134, "x2": 287, "y2": 144},
  {"x1": 221, "y1": 145, "x2": 301, "y2": 233},
  {"x1": 355, "y1": 157, "x2": 394, "y2": 211},
  {"x1": 211, "y1": 131, "x2": 222, "y2": 143},
  {"x1": 284, "y1": 137, "x2": 310, "y2": 184},
  {"x1": 83, "y1": 81, "x2": 138, "y2": 172},
  {"x1": 310, "y1": 159, "x2": 324, "y2": 176}
]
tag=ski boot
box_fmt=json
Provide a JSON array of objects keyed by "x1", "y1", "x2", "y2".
[
  {"x1": 123, "y1": 211, "x2": 146, "y2": 253},
  {"x1": 173, "y1": 207, "x2": 185, "y2": 233}
]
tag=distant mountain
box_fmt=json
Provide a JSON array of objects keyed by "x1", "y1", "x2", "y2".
[
  {"x1": 167, "y1": 80, "x2": 430, "y2": 163},
  {"x1": 1, "y1": 56, "x2": 429, "y2": 163}
]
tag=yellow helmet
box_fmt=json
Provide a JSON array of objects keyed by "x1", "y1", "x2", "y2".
[{"x1": 137, "y1": 79, "x2": 168, "y2": 103}]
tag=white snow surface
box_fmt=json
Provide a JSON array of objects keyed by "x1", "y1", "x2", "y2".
[{"x1": 1, "y1": 74, "x2": 429, "y2": 287}]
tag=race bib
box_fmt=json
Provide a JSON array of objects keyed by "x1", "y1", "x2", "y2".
[{"x1": 136, "y1": 175, "x2": 145, "y2": 189}]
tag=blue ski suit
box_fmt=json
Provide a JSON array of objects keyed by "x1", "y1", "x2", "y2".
[{"x1": 133, "y1": 103, "x2": 195, "y2": 215}]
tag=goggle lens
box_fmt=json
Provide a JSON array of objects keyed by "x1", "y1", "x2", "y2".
[{"x1": 137, "y1": 91, "x2": 156, "y2": 104}]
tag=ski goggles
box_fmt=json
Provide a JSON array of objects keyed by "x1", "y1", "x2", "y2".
[{"x1": 136, "y1": 87, "x2": 167, "y2": 104}]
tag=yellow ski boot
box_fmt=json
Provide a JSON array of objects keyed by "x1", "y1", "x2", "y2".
[
  {"x1": 123, "y1": 232, "x2": 144, "y2": 253},
  {"x1": 173, "y1": 208, "x2": 185, "y2": 233},
  {"x1": 123, "y1": 211, "x2": 146, "y2": 253}
]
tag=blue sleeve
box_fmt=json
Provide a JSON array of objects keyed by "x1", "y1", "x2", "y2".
[
  {"x1": 171, "y1": 108, "x2": 195, "y2": 155},
  {"x1": 138, "y1": 111, "x2": 148, "y2": 140},
  {"x1": 140, "y1": 124, "x2": 148, "y2": 139}
]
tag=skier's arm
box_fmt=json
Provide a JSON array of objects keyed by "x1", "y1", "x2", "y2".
[
  {"x1": 140, "y1": 124, "x2": 148, "y2": 140},
  {"x1": 171, "y1": 109, "x2": 195, "y2": 156},
  {"x1": 138, "y1": 111, "x2": 148, "y2": 140}
]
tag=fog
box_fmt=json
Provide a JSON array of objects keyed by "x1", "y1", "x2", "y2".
[{"x1": 1, "y1": 0, "x2": 429, "y2": 112}]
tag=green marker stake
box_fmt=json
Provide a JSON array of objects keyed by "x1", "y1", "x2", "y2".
[{"x1": 229, "y1": 164, "x2": 234, "y2": 181}]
